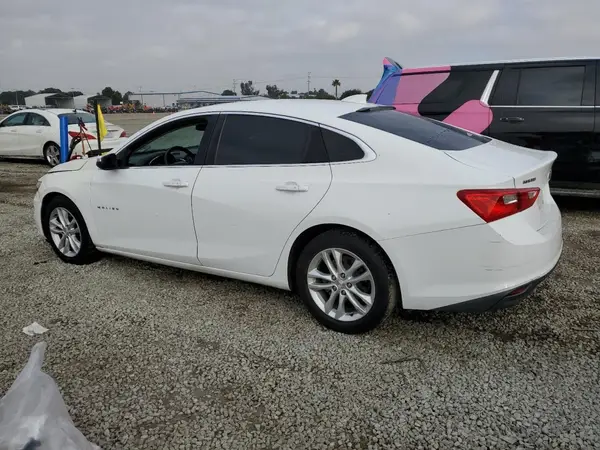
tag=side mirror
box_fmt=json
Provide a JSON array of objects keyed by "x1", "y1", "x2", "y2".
[{"x1": 96, "y1": 152, "x2": 119, "y2": 170}]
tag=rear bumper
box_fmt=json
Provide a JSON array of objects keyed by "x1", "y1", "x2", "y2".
[
  {"x1": 380, "y1": 200, "x2": 563, "y2": 311},
  {"x1": 433, "y1": 257, "x2": 559, "y2": 312}
]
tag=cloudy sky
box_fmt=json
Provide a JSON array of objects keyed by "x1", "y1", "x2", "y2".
[{"x1": 1, "y1": 0, "x2": 598, "y2": 96}]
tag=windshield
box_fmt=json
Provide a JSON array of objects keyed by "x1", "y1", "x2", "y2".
[
  {"x1": 340, "y1": 108, "x2": 491, "y2": 151},
  {"x1": 57, "y1": 112, "x2": 97, "y2": 125}
]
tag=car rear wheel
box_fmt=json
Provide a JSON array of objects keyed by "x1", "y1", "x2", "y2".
[
  {"x1": 295, "y1": 230, "x2": 397, "y2": 334},
  {"x1": 43, "y1": 196, "x2": 100, "y2": 264},
  {"x1": 43, "y1": 142, "x2": 60, "y2": 167}
]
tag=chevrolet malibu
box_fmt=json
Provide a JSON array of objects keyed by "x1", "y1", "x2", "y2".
[{"x1": 33, "y1": 100, "x2": 563, "y2": 334}]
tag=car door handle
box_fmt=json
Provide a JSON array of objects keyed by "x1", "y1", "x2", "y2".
[
  {"x1": 500, "y1": 116, "x2": 525, "y2": 123},
  {"x1": 162, "y1": 179, "x2": 189, "y2": 188},
  {"x1": 10, "y1": 129, "x2": 17, "y2": 132},
  {"x1": 276, "y1": 182, "x2": 309, "y2": 192},
  {"x1": 36, "y1": 129, "x2": 43, "y2": 133}
]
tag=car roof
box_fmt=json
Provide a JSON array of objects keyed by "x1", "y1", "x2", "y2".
[
  {"x1": 406, "y1": 56, "x2": 600, "y2": 72},
  {"x1": 44, "y1": 108, "x2": 90, "y2": 115},
  {"x1": 6, "y1": 108, "x2": 90, "y2": 116},
  {"x1": 172, "y1": 99, "x2": 364, "y2": 125}
]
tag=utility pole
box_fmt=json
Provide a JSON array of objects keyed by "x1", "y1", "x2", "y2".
[
  {"x1": 307, "y1": 72, "x2": 311, "y2": 93},
  {"x1": 232, "y1": 79, "x2": 237, "y2": 95}
]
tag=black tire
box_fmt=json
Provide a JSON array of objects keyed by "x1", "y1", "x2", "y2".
[
  {"x1": 42, "y1": 196, "x2": 100, "y2": 265},
  {"x1": 295, "y1": 230, "x2": 398, "y2": 334}
]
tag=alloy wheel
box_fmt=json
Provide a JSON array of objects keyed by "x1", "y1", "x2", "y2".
[
  {"x1": 48, "y1": 207, "x2": 82, "y2": 257},
  {"x1": 45, "y1": 144, "x2": 60, "y2": 166},
  {"x1": 306, "y1": 248, "x2": 375, "y2": 322}
]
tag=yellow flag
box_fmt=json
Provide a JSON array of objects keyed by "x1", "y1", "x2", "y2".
[{"x1": 96, "y1": 104, "x2": 108, "y2": 141}]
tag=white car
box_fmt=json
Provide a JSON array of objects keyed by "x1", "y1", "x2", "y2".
[
  {"x1": 341, "y1": 94, "x2": 368, "y2": 103},
  {"x1": 0, "y1": 109, "x2": 127, "y2": 167},
  {"x1": 33, "y1": 100, "x2": 563, "y2": 334}
]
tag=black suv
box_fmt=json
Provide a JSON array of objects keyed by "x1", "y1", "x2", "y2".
[{"x1": 369, "y1": 57, "x2": 600, "y2": 197}]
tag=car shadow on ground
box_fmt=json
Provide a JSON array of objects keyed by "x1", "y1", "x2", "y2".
[
  {"x1": 0, "y1": 157, "x2": 48, "y2": 167},
  {"x1": 554, "y1": 195, "x2": 600, "y2": 211}
]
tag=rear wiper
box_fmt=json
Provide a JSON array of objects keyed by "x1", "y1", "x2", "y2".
[{"x1": 355, "y1": 105, "x2": 396, "y2": 112}]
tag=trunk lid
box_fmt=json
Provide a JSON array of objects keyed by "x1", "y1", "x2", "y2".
[
  {"x1": 67, "y1": 123, "x2": 122, "y2": 140},
  {"x1": 445, "y1": 139, "x2": 557, "y2": 230}
]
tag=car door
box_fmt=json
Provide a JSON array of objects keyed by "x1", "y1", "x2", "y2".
[
  {"x1": 192, "y1": 113, "x2": 332, "y2": 277},
  {"x1": 0, "y1": 112, "x2": 28, "y2": 155},
  {"x1": 90, "y1": 114, "x2": 218, "y2": 264},
  {"x1": 488, "y1": 61, "x2": 596, "y2": 189},
  {"x1": 20, "y1": 113, "x2": 51, "y2": 156}
]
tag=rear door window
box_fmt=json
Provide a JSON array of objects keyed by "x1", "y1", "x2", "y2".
[
  {"x1": 516, "y1": 66, "x2": 585, "y2": 106},
  {"x1": 26, "y1": 113, "x2": 50, "y2": 126},
  {"x1": 340, "y1": 108, "x2": 490, "y2": 151},
  {"x1": 215, "y1": 114, "x2": 328, "y2": 165}
]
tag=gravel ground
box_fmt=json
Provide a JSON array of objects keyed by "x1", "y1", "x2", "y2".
[{"x1": 0, "y1": 155, "x2": 599, "y2": 448}]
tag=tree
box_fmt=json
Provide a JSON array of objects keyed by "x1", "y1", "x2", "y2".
[
  {"x1": 0, "y1": 90, "x2": 35, "y2": 105},
  {"x1": 111, "y1": 90, "x2": 123, "y2": 105},
  {"x1": 366, "y1": 89, "x2": 374, "y2": 101},
  {"x1": 265, "y1": 84, "x2": 289, "y2": 99},
  {"x1": 340, "y1": 89, "x2": 362, "y2": 100},
  {"x1": 122, "y1": 91, "x2": 140, "y2": 108},
  {"x1": 331, "y1": 79, "x2": 341, "y2": 99},
  {"x1": 240, "y1": 80, "x2": 259, "y2": 96},
  {"x1": 101, "y1": 86, "x2": 115, "y2": 98},
  {"x1": 221, "y1": 89, "x2": 236, "y2": 96},
  {"x1": 39, "y1": 87, "x2": 62, "y2": 94},
  {"x1": 312, "y1": 88, "x2": 336, "y2": 100}
]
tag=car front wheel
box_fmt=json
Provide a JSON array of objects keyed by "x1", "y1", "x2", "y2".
[
  {"x1": 43, "y1": 196, "x2": 100, "y2": 264},
  {"x1": 295, "y1": 230, "x2": 398, "y2": 334}
]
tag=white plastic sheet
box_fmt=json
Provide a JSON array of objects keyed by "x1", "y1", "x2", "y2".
[{"x1": 0, "y1": 342, "x2": 100, "y2": 450}]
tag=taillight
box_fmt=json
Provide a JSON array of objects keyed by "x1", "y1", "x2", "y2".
[
  {"x1": 457, "y1": 188, "x2": 540, "y2": 223},
  {"x1": 120, "y1": 130, "x2": 127, "y2": 137},
  {"x1": 68, "y1": 130, "x2": 96, "y2": 140}
]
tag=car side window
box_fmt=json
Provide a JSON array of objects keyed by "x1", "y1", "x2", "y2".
[
  {"x1": 320, "y1": 128, "x2": 364, "y2": 162},
  {"x1": 126, "y1": 118, "x2": 210, "y2": 167},
  {"x1": 1, "y1": 113, "x2": 27, "y2": 127},
  {"x1": 215, "y1": 114, "x2": 328, "y2": 165},
  {"x1": 516, "y1": 66, "x2": 585, "y2": 106},
  {"x1": 26, "y1": 113, "x2": 50, "y2": 126}
]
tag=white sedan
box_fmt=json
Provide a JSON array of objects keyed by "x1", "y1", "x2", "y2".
[
  {"x1": 33, "y1": 100, "x2": 563, "y2": 334},
  {"x1": 0, "y1": 109, "x2": 127, "y2": 167}
]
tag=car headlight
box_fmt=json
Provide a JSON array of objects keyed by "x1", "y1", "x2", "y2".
[{"x1": 36, "y1": 177, "x2": 43, "y2": 190}]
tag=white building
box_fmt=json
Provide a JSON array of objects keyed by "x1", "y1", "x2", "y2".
[
  {"x1": 73, "y1": 94, "x2": 111, "y2": 110},
  {"x1": 25, "y1": 93, "x2": 74, "y2": 109}
]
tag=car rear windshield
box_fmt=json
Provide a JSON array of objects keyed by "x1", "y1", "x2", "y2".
[
  {"x1": 57, "y1": 112, "x2": 97, "y2": 125},
  {"x1": 339, "y1": 108, "x2": 491, "y2": 150}
]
